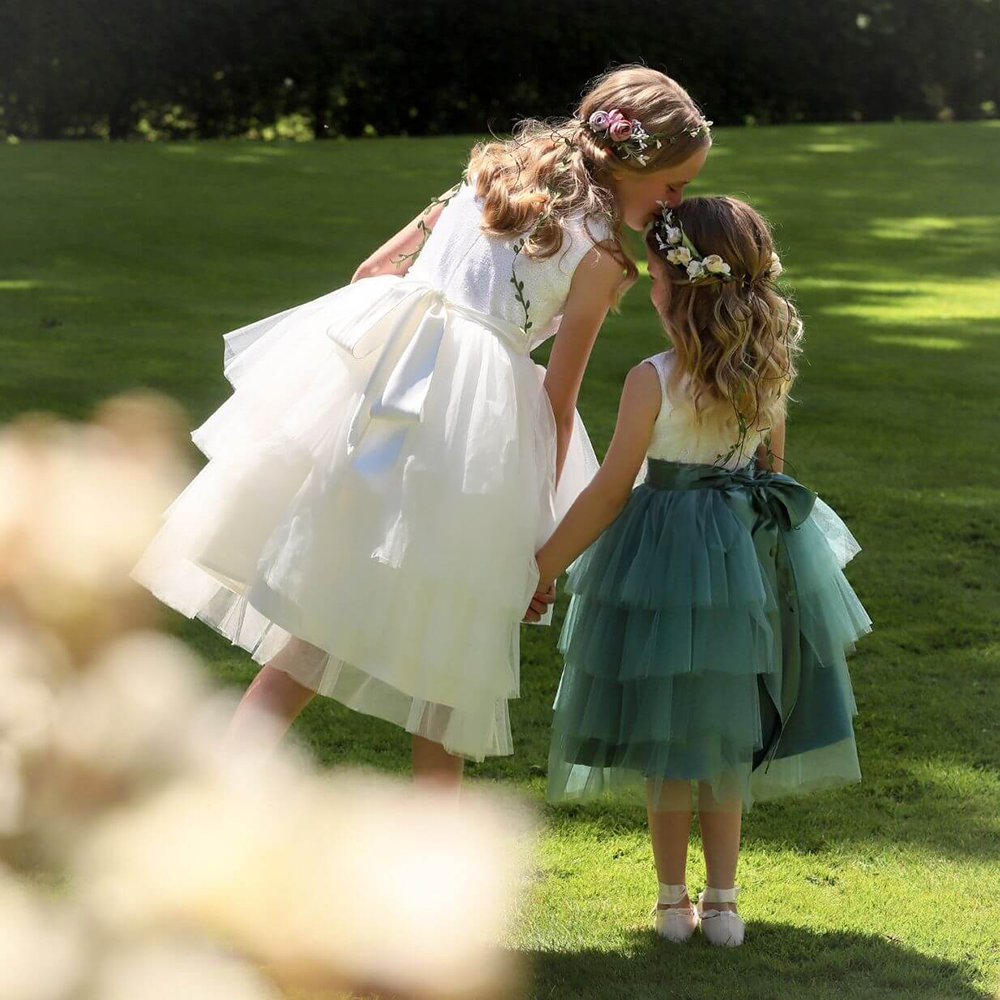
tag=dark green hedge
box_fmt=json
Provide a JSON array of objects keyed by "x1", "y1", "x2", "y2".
[{"x1": 1, "y1": 0, "x2": 997, "y2": 140}]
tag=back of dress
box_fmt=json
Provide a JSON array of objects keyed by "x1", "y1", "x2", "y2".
[
  {"x1": 135, "y1": 170, "x2": 606, "y2": 766},
  {"x1": 644, "y1": 350, "x2": 765, "y2": 469},
  {"x1": 409, "y1": 181, "x2": 607, "y2": 350}
]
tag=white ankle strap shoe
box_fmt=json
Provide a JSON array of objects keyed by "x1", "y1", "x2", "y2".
[
  {"x1": 697, "y1": 885, "x2": 745, "y2": 947},
  {"x1": 652, "y1": 882, "x2": 699, "y2": 943}
]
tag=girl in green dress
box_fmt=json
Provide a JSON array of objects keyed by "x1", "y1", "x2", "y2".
[{"x1": 525, "y1": 196, "x2": 871, "y2": 947}]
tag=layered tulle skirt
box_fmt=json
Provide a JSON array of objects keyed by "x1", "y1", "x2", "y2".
[
  {"x1": 547, "y1": 458, "x2": 872, "y2": 809},
  {"x1": 133, "y1": 275, "x2": 599, "y2": 760}
]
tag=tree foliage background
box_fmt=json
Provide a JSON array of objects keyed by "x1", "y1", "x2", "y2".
[{"x1": 1, "y1": 0, "x2": 997, "y2": 140}]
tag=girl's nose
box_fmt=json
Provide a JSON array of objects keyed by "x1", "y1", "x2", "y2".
[{"x1": 663, "y1": 191, "x2": 682, "y2": 208}]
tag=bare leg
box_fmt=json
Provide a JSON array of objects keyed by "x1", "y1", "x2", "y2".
[
  {"x1": 411, "y1": 734, "x2": 464, "y2": 792},
  {"x1": 697, "y1": 781, "x2": 742, "y2": 912},
  {"x1": 646, "y1": 780, "x2": 693, "y2": 908},
  {"x1": 225, "y1": 663, "x2": 316, "y2": 753}
]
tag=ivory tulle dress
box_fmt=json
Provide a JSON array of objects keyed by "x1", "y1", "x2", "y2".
[
  {"x1": 547, "y1": 350, "x2": 872, "y2": 808},
  {"x1": 133, "y1": 180, "x2": 605, "y2": 760}
]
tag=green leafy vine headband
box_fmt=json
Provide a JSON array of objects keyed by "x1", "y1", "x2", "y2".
[
  {"x1": 650, "y1": 201, "x2": 783, "y2": 283},
  {"x1": 582, "y1": 108, "x2": 712, "y2": 166}
]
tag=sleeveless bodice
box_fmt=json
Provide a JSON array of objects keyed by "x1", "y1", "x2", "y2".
[
  {"x1": 644, "y1": 350, "x2": 766, "y2": 469},
  {"x1": 409, "y1": 181, "x2": 608, "y2": 351}
]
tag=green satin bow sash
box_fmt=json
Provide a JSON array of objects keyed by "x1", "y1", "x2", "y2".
[{"x1": 645, "y1": 458, "x2": 817, "y2": 765}]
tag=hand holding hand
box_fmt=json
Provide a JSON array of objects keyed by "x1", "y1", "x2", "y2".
[{"x1": 522, "y1": 579, "x2": 556, "y2": 623}]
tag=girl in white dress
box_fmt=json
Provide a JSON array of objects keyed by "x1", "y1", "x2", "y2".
[{"x1": 133, "y1": 66, "x2": 713, "y2": 786}]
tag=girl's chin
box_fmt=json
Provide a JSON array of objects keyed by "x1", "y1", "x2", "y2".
[{"x1": 625, "y1": 209, "x2": 662, "y2": 232}]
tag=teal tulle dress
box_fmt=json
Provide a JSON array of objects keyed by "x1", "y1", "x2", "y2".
[{"x1": 547, "y1": 352, "x2": 872, "y2": 809}]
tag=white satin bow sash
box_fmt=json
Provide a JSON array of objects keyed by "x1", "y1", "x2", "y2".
[{"x1": 326, "y1": 279, "x2": 528, "y2": 475}]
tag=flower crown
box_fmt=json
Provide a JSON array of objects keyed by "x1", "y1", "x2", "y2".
[
  {"x1": 583, "y1": 108, "x2": 712, "y2": 166},
  {"x1": 650, "y1": 202, "x2": 783, "y2": 283}
]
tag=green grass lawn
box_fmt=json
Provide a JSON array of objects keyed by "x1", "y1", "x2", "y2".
[{"x1": 3, "y1": 122, "x2": 1000, "y2": 999}]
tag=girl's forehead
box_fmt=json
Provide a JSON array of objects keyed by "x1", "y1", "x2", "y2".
[{"x1": 652, "y1": 146, "x2": 710, "y2": 183}]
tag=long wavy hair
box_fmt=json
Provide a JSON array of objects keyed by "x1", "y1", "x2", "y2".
[
  {"x1": 467, "y1": 65, "x2": 710, "y2": 298},
  {"x1": 646, "y1": 196, "x2": 804, "y2": 457}
]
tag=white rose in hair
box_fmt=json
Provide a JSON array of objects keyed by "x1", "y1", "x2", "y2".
[
  {"x1": 666, "y1": 247, "x2": 692, "y2": 265},
  {"x1": 768, "y1": 252, "x2": 783, "y2": 278},
  {"x1": 686, "y1": 260, "x2": 706, "y2": 279},
  {"x1": 703, "y1": 254, "x2": 731, "y2": 276},
  {"x1": 665, "y1": 226, "x2": 683, "y2": 245}
]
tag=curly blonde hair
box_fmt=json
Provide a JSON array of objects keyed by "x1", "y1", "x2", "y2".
[
  {"x1": 467, "y1": 65, "x2": 710, "y2": 296},
  {"x1": 646, "y1": 196, "x2": 804, "y2": 456}
]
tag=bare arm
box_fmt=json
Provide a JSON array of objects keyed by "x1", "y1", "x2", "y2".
[
  {"x1": 534, "y1": 361, "x2": 661, "y2": 590},
  {"x1": 756, "y1": 414, "x2": 786, "y2": 472},
  {"x1": 351, "y1": 183, "x2": 462, "y2": 283},
  {"x1": 543, "y1": 248, "x2": 626, "y2": 484}
]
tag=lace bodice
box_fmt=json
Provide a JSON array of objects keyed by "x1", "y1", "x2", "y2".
[
  {"x1": 644, "y1": 351, "x2": 765, "y2": 469},
  {"x1": 408, "y1": 181, "x2": 609, "y2": 351}
]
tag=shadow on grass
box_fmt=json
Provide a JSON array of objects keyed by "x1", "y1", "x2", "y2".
[{"x1": 519, "y1": 921, "x2": 989, "y2": 1000}]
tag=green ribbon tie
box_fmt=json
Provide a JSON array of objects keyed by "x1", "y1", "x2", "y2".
[{"x1": 645, "y1": 458, "x2": 817, "y2": 765}]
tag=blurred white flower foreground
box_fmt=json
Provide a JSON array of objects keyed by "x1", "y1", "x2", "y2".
[{"x1": 0, "y1": 395, "x2": 531, "y2": 1000}]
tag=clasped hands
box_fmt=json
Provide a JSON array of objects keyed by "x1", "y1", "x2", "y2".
[{"x1": 523, "y1": 571, "x2": 556, "y2": 623}]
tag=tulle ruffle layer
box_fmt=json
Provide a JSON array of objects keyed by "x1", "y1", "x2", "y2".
[
  {"x1": 547, "y1": 479, "x2": 871, "y2": 808},
  {"x1": 133, "y1": 277, "x2": 599, "y2": 760}
]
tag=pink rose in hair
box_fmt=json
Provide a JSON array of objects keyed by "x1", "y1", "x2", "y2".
[
  {"x1": 608, "y1": 118, "x2": 634, "y2": 142},
  {"x1": 588, "y1": 110, "x2": 611, "y2": 131}
]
